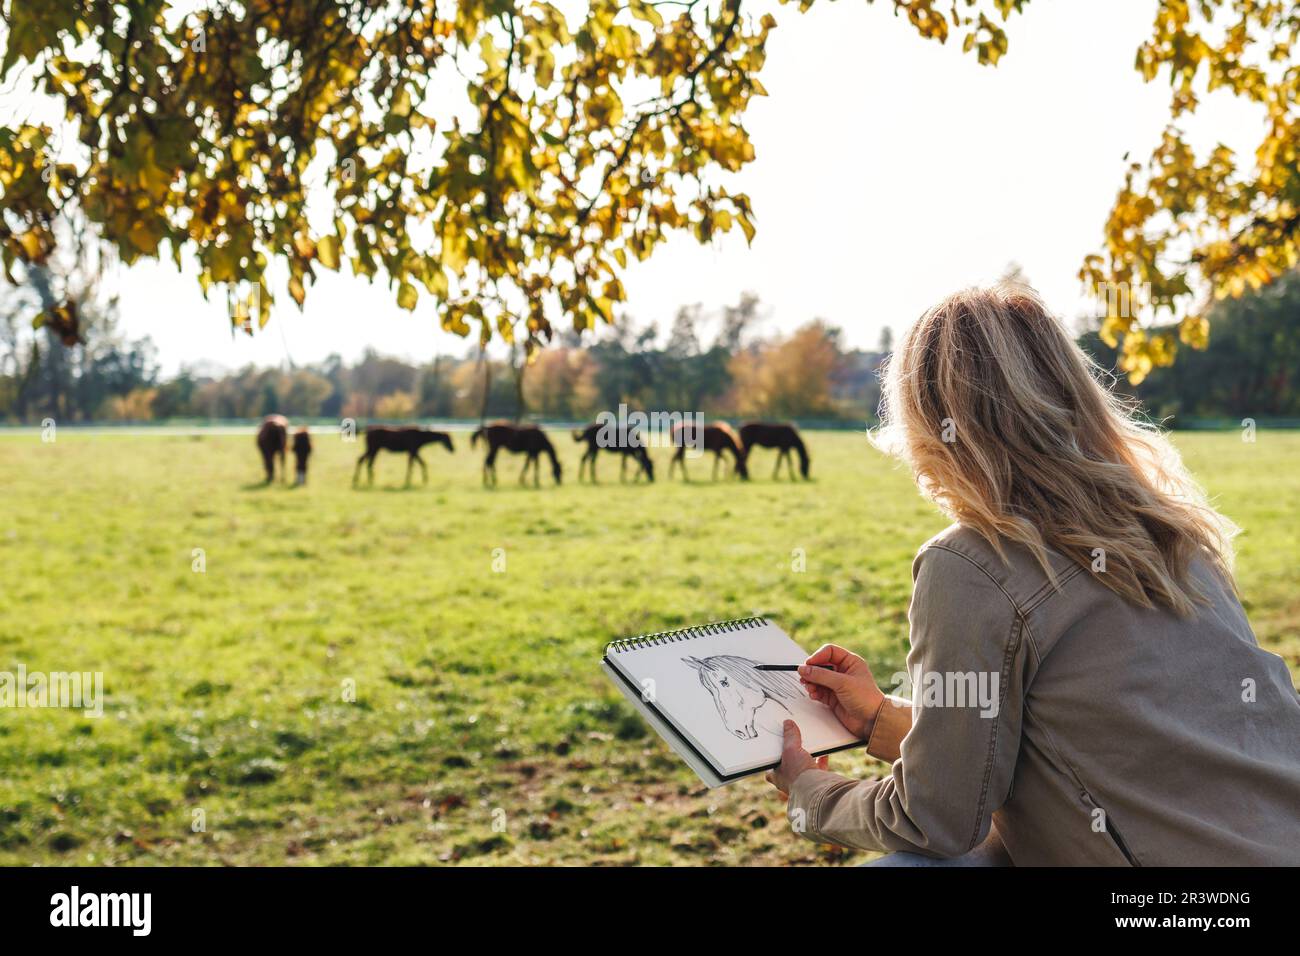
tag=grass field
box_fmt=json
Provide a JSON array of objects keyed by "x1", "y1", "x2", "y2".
[{"x1": 0, "y1": 428, "x2": 1296, "y2": 866}]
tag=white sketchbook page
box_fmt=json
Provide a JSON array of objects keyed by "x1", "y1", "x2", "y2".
[{"x1": 608, "y1": 621, "x2": 860, "y2": 776}]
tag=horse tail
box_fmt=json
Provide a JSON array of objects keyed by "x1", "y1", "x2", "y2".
[{"x1": 471, "y1": 426, "x2": 483, "y2": 449}]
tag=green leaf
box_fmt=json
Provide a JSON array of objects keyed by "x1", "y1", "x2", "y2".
[
  {"x1": 317, "y1": 236, "x2": 340, "y2": 270},
  {"x1": 396, "y1": 281, "x2": 418, "y2": 311}
]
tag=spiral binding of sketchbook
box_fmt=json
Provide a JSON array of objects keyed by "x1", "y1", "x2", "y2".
[
  {"x1": 604, "y1": 616, "x2": 767, "y2": 654},
  {"x1": 600, "y1": 616, "x2": 864, "y2": 787}
]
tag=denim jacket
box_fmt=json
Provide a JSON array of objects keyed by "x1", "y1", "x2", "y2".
[{"x1": 787, "y1": 524, "x2": 1300, "y2": 865}]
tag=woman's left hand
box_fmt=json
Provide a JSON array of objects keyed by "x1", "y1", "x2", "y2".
[{"x1": 764, "y1": 720, "x2": 828, "y2": 800}]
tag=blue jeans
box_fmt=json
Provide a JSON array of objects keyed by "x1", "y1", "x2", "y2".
[{"x1": 864, "y1": 830, "x2": 1012, "y2": 867}]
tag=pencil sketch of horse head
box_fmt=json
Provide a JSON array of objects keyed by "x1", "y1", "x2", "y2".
[{"x1": 683, "y1": 655, "x2": 805, "y2": 740}]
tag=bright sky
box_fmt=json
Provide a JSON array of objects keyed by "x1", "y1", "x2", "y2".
[{"x1": 97, "y1": 0, "x2": 1263, "y2": 373}]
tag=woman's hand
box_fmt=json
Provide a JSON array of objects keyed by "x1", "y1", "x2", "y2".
[
  {"x1": 799, "y1": 644, "x2": 886, "y2": 740},
  {"x1": 765, "y1": 720, "x2": 828, "y2": 800}
]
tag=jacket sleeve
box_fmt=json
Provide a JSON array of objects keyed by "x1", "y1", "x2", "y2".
[{"x1": 787, "y1": 544, "x2": 1028, "y2": 857}]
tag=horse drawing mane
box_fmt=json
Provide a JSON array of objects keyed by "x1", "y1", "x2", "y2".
[
  {"x1": 684, "y1": 653, "x2": 805, "y2": 739},
  {"x1": 683, "y1": 655, "x2": 802, "y2": 700}
]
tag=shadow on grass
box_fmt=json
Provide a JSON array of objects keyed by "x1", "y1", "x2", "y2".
[
  {"x1": 239, "y1": 481, "x2": 299, "y2": 492},
  {"x1": 479, "y1": 482, "x2": 568, "y2": 493},
  {"x1": 350, "y1": 483, "x2": 440, "y2": 493}
]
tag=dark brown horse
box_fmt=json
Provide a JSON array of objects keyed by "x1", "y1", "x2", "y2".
[
  {"x1": 573, "y1": 422, "x2": 654, "y2": 483},
  {"x1": 739, "y1": 421, "x2": 810, "y2": 480},
  {"x1": 353, "y1": 426, "x2": 454, "y2": 487},
  {"x1": 668, "y1": 421, "x2": 748, "y2": 481},
  {"x1": 471, "y1": 422, "x2": 562, "y2": 487},
  {"x1": 256, "y1": 414, "x2": 288, "y2": 484},
  {"x1": 291, "y1": 428, "x2": 313, "y2": 485}
]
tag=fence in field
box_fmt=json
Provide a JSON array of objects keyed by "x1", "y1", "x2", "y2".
[
  {"x1": 0, "y1": 417, "x2": 872, "y2": 435},
  {"x1": 1, "y1": 416, "x2": 1298, "y2": 436}
]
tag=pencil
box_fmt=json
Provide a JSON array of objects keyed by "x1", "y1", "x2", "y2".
[{"x1": 753, "y1": 664, "x2": 834, "y2": 671}]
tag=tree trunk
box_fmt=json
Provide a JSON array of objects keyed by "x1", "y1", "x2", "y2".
[
  {"x1": 513, "y1": 344, "x2": 526, "y2": 422},
  {"x1": 477, "y1": 345, "x2": 491, "y2": 424}
]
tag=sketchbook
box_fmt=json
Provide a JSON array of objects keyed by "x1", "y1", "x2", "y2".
[{"x1": 601, "y1": 617, "x2": 865, "y2": 787}]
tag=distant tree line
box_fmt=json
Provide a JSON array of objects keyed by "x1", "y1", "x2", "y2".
[
  {"x1": 5, "y1": 270, "x2": 1299, "y2": 426},
  {"x1": 0, "y1": 288, "x2": 888, "y2": 425},
  {"x1": 0, "y1": 239, "x2": 162, "y2": 423},
  {"x1": 1079, "y1": 270, "x2": 1300, "y2": 421}
]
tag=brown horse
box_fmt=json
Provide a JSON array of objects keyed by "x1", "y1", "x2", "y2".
[
  {"x1": 668, "y1": 421, "x2": 748, "y2": 481},
  {"x1": 292, "y1": 427, "x2": 313, "y2": 486},
  {"x1": 739, "y1": 421, "x2": 810, "y2": 480},
  {"x1": 573, "y1": 422, "x2": 654, "y2": 483},
  {"x1": 471, "y1": 422, "x2": 562, "y2": 487},
  {"x1": 256, "y1": 414, "x2": 288, "y2": 484},
  {"x1": 353, "y1": 426, "x2": 454, "y2": 487}
]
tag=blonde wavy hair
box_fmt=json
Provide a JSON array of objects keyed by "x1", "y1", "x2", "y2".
[{"x1": 872, "y1": 281, "x2": 1236, "y2": 617}]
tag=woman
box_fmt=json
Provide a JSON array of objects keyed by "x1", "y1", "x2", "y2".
[{"x1": 766, "y1": 282, "x2": 1300, "y2": 865}]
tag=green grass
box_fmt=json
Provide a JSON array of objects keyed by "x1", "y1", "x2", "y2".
[{"x1": 0, "y1": 429, "x2": 1295, "y2": 866}]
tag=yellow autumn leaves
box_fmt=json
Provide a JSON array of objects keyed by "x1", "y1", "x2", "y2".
[
  {"x1": 2, "y1": 0, "x2": 1038, "y2": 352},
  {"x1": 36, "y1": 0, "x2": 1300, "y2": 377},
  {"x1": 1084, "y1": 0, "x2": 1300, "y2": 382}
]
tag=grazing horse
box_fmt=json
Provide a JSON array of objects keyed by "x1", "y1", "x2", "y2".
[
  {"x1": 668, "y1": 421, "x2": 748, "y2": 481},
  {"x1": 683, "y1": 655, "x2": 804, "y2": 739},
  {"x1": 573, "y1": 422, "x2": 654, "y2": 483},
  {"x1": 291, "y1": 428, "x2": 312, "y2": 486},
  {"x1": 739, "y1": 421, "x2": 810, "y2": 480},
  {"x1": 471, "y1": 422, "x2": 562, "y2": 488},
  {"x1": 256, "y1": 414, "x2": 288, "y2": 484},
  {"x1": 353, "y1": 426, "x2": 454, "y2": 487}
]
